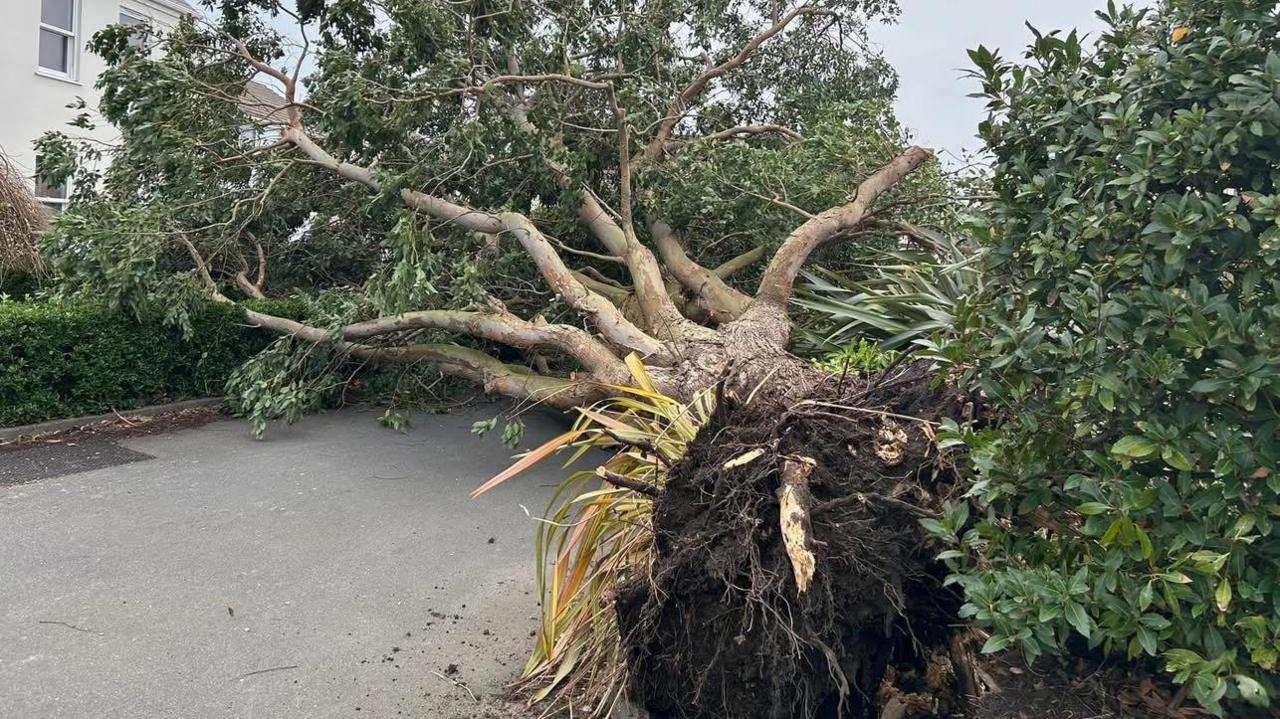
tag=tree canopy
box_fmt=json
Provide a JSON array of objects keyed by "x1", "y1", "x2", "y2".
[{"x1": 36, "y1": 0, "x2": 947, "y2": 423}]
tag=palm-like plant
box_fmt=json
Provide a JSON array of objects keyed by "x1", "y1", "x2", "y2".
[
  {"x1": 473, "y1": 356, "x2": 714, "y2": 715},
  {"x1": 794, "y1": 222, "x2": 983, "y2": 353}
]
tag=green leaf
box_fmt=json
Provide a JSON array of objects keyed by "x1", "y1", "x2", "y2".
[
  {"x1": 1135, "y1": 525, "x2": 1154, "y2": 559},
  {"x1": 1138, "y1": 582, "x2": 1154, "y2": 611},
  {"x1": 1162, "y1": 445, "x2": 1195, "y2": 471},
  {"x1": 1137, "y1": 626, "x2": 1158, "y2": 656},
  {"x1": 1234, "y1": 675, "x2": 1268, "y2": 706},
  {"x1": 1215, "y1": 579, "x2": 1232, "y2": 612},
  {"x1": 1077, "y1": 502, "x2": 1111, "y2": 515},
  {"x1": 1064, "y1": 602, "x2": 1091, "y2": 640},
  {"x1": 1111, "y1": 435, "x2": 1158, "y2": 459},
  {"x1": 981, "y1": 634, "x2": 1012, "y2": 654}
]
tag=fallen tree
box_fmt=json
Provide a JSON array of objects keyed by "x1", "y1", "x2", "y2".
[{"x1": 39, "y1": 1, "x2": 977, "y2": 715}]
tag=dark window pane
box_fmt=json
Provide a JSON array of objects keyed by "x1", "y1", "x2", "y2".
[
  {"x1": 41, "y1": 0, "x2": 74, "y2": 30},
  {"x1": 38, "y1": 29, "x2": 68, "y2": 73},
  {"x1": 34, "y1": 177, "x2": 67, "y2": 200}
]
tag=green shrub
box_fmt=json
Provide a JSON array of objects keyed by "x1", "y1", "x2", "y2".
[
  {"x1": 809, "y1": 338, "x2": 898, "y2": 373},
  {"x1": 941, "y1": 1, "x2": 1280, "y2": 713},
  {"x1": 0, "y1": 297, "x2": 304, "y2": 426}
]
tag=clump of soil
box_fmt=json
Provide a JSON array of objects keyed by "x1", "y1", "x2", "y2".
[{"x1": 615, "y1": 363, "x2": 973, "y2": 719}]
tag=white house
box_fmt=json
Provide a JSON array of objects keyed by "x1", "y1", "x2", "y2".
[{"x1": 0, "y1": 0, "x2": 197, "y2": 210}]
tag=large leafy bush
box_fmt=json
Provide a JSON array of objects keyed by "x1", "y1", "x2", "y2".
[{"x1": 944, "y1": 0, "x2": 1280, "y2": 712}]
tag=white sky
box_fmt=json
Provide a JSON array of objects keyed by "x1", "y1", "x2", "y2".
[{"x1": 869, "y1": 0, "x2": 1154, "y2": 159}]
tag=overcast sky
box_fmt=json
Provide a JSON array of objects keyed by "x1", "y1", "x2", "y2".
[{"x1": 868, "y1": 0, "x2": 1152, "y2": 160}]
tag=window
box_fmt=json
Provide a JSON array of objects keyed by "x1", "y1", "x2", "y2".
[
  {"x1": 38, "y1": 0, "x2": 79, "y2": 78},
  {"x1": 119, "y1": 8, "x2": 149, "y2": 50},
  {"x1": 34, "y1": 176, "x2": 69, "y2": 215}
]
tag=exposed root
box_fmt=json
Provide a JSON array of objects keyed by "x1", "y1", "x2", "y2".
[
  {"x1": 616, "y1": 362, "x2": 972, "y2": 719},
  {"x1": 778, "y1": 456, "x2": 817, "y2": 593}
]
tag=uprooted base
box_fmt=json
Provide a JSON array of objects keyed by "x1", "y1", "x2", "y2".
[{"x1": 616, "y1": 363, "x2": 973, "y2": 719}]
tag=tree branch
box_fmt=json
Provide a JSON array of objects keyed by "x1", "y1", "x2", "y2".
[
  {"x1": 281, "y1": 126, "x2": 668, "y2": 361},
  {"x1": 713, "y1": 246, "x2": 767, "y2": 279},
  {"x1": 340, "y1": 309, "x2": 624, "y2": 377},
  {"x1": 650, "y1": 221, "x2": 751, "y2": 323},
  {"x1": 753, "y1": 146, "x2": 933, "y2": 306},
  {"x1": 642, "y1": 6, "x2": 830, "y2": 161},
  {"x1": 234, "y1": 272, "x2": 266, "y2": 299},
  {"x1": 178, "y1": 236, "x2": 232, "y2": 303},
  {"x1": 595, "y1": 467, "x2": 661, "y2": 497},
  {"x1": 575, "y1": 192, "x2": 699, "y2": 340},
  {"x1": 241, "y1": 308, "x2": 605, "y2": 409},
  {"x1": 668, "y1": 124, "x2": 802, "y2": 152}
]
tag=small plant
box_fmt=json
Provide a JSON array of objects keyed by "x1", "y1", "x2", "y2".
[
  {"x1": 473, "y1": 356, "x2": 714, "y2": 715},
  {"x1": 810, "y1": 338, "x2": 898, "y2": 373}
]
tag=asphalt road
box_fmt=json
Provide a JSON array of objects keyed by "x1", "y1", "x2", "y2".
[{"x1": 0, "y1": 405, "x2": 576, "y2": 718}]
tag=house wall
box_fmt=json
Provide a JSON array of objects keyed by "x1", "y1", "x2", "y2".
[{"x1": 0, "y1": 0, "x2": 191, "y2": 183}]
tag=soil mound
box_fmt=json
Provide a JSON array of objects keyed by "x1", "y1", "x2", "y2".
[{"x1": 616, "y1": 363, "x2": 973, "y2": 718}]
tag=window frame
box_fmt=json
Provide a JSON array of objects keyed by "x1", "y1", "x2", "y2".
[
  {"x1": 36, "y1": 0, "x2": 81, "y2": 81},
  {"x1": 118, "y1": 7, "x2": 150, "y2": 50},
  {"x1": 33, "y1": 176, "x2": 71, "y2": 216}
]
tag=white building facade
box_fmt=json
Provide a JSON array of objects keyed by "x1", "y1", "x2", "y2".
[{"x1": 0, "y1": 0, "x2": 195, "y2": 208}]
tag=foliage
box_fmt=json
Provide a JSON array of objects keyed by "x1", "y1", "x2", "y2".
[
  {"x1": 0, "y1": 296, "x2": 303, "y2": 426},
  {"x1": 943, "y1": 1, "x2": 1280, "y2": 712},
  {"x1": 794, "y1": 222, "x2": 984, "y2": 358},
  {"x1": 473, "y1": 358, "x2": 714, "y2": 715},
  {"x1": 643, "y1": 102, "x2": 950, "y2": 280},
  {"x1": 35, "y1": 0, "x2": 940, "y2": 332},
  {"x1": 809, "y1": 337, "x2": 898, "y2": 373},
  {"x1": 33, "y1": 13, "x2": 380, "y2": 309}
]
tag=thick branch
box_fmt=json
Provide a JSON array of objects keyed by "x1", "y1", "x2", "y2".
[
  {"x1": 643, "y1": 6, "x2": 829, "y2": 161},
  {"x1": 753, "y1": 146, "x2": 932, "y2": 306},
  {"x1": 650, "y1": 221, "x2": 751, "y2": 323},
  {"x1": 341, "y1": 309, "x2": 623, "y2": 377},
  {"x1": 242, "y1": 308, "x2": 603, "y2": 409},
  {"x1": 234, "y1": 273, "x2": 266, "y2": 299},
  {"x1": 713, "y1": 246, "x2": 767, "y2": 279},
  {"x1": 232, "y1": 38, "x2": 301, "y2": 126},
  {"x1": 250, "y1": 232, "x2": 267, "y2": 288},
  {"x1": 576, "y1": 193, "x2": 698, "y2": 339},
  {"x1": 179, "y1": 236, "x2": 232, "y2": 303},
  {"x1": 282, "y1": 127, "x2": 667, "y2": 360},
  {"x1": 502, "y1": 213, "x2": 671, "y2": 359}
]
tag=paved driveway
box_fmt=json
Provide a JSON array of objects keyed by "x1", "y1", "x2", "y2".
[{"x1": 0, "y1": 405, "x2": 573, "y2": 718}]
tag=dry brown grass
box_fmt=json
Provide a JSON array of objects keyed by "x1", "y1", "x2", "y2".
[{"x1": 0, "y1": 153, "x2": 49, "y2": 281}]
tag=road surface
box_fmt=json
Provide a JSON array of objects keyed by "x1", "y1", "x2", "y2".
[{"x1": 0, "y1": 405, "x2": 575, "y2": 718}]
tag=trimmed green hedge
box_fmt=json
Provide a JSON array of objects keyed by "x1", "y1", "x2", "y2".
[{"x1": 0, "y1": 298, "x2": 303, "y2": 427}]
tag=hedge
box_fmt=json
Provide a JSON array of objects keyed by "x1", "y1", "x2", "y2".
[{"x1": 0, "y1": 298, "x2": 304, "y2": 427}]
